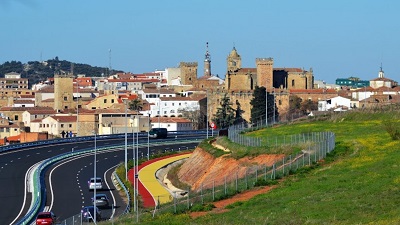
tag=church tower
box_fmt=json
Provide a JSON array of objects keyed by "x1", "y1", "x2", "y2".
[
  {"x1": 227, "y1": 46, "x2": 241, "y2": 72},
  {"x1": 204, "y1": 42, "x2": 211, "y2": 76},
  {"x1": 378, "y1": 63, "x2": 385, "y2": 78}
]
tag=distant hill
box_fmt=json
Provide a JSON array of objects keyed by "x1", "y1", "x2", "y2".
[{"x1": 0, "y1": 57, "x2": 123, "y2": 88}]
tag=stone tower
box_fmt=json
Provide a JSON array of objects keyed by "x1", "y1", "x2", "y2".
[
  {"x1": 256, "y1": 58, "x2": 274, "y2": 89},
  {"x1": 204, "y1": 42, "x2": 211, "y2": 77},
  {"x1": 227, "y1": 47, "x2": 241, "y2": 72},
  {"x1": 180, "y1": 62, "x2": 198, "y2": 85},
  {"x1": 54, "y1": 72, "x2": 74, "y2": 111}
]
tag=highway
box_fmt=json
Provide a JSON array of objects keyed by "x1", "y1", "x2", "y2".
[{"x1": 0, "y1": 133, "x2": 205, "y2": 225}]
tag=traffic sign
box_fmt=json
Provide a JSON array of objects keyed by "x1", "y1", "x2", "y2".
[{"x1": 210, "y1": 122, "x2": 216, "y2": 129}]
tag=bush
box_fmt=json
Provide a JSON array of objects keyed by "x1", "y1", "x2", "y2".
[{"x1": 382, "y1": 120, "x2": 400, "y2": 140}]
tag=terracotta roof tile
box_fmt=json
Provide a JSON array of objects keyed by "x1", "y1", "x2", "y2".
[
  {"x1": 151, "y1": 117, "x2": 191, "y2": 123},
  {"x1": 49, "y1": 116, "x2": 77, "y2": 123}
]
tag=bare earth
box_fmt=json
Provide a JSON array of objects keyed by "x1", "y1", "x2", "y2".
[{"x1": 190, "y1": 185, "x2": 277, "y2": 219}]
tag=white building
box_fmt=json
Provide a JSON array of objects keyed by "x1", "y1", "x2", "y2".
[
  {"x1": 318, "y1": 96, "x2": 351, "y2": 111},
  {"x1": 150, "y1": 117, "x2": 192, "y2": 131}
]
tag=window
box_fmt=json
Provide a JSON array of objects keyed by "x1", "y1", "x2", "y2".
[
  {"x1": 164, "y1": 111, "x2": 167, "y2": 114},
  {"x1": 69, "y1": 124, "x2": 72, "y2": 128},
  {"x1": 172, "y1": 103, "x2": 174, "y2": 106},
  {"x1": 104, "y1": 99, "x2": 107, "y2": 103},
  {"x1": 292, "y1": 80, "x2": 295, "y2": 87},
  {"x1": 14, "y1": 115, "x2": 18, "y2": 120},
  {"x1": 111, "y1": 99, "x2": 114, "y2": 103},
  {"x1": 279, "y1": 100, "x2": 282, "y2": 105},
  {"x1": 61, "y1": 124, "x2": 64, "y2": 128},
  {"x1": 64, "y1": 96, "x2": 68, "y2": 101}
]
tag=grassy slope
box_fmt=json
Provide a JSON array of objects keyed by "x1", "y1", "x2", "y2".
[{"x1": 114, "y1": 111, "x2": 400, "y2": 225}]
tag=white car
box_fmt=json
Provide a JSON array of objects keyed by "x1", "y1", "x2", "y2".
[{"x1": 88, "y1": 177, "x2": 103, "y2": 190}]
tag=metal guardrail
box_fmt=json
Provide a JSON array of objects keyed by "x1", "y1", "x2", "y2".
[
  {"x1": 14, "y1": 137, "x2": 204, "y2": 225},
  {"x1": 113, "y1": 171, "x2": 131, "y2": 214},
  {"x1": 0, "y1": 130, "x2": 209, "y2": 153}
]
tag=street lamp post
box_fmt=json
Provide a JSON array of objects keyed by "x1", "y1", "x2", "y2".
[
  {"x1": 206, "y1": 89, "x2": 209, "y2": 139},
  {"x1": 131, "y1": 117, "x2": 136, "y2": 213},
  {"x1": 124, "y1": 101, "x2": 128, "y2": 181},
  {"x1": 273, "y1": 88, "x2": 275, "y2": 124},
  {"x1": 147, "y1": 113, "x2": 150, "y2": 160},
  {"x1": 76, "y1": 81, "x2": 79, "y2": 137},
  {"x1": 93, "y1": 131, "x2": 97, "y2": 223},
  {"x1": 265, "y1": 86, "x2": 268, "y2": 127},
  {"x1": 135, "y1": 118, "x2": 139, "y2": 217}
]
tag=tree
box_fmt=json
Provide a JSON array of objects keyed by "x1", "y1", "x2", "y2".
[
  {"x1": 234, "y1": 100, "x2": 245, "y2": 124},
  {"x1": 128, "y1": 98, "x2": 143, "y2": 111},
  {"x1": 300, "y1": 99, "x2": 318, "y2": 113},
  {"x1": 250, "y1": 86, "x2": 276, "y2": 124},
  {"x1": 289, "y1": 95, "x2": 302, "y2": 114},
  {"x1": 178, "y1": 106, "x2": 203, "y2": 130},
  {"x1": 212, "y1": 93, "x2": 235, "y2": 129}
]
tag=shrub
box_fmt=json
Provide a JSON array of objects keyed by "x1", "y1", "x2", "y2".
[{"x1": 382, "y1": 120, "x2": 400, "y2": 140}]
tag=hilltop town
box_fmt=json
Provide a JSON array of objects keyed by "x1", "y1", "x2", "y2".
[{"x1": 0, "y1": 45, "x2": 398, "y2": 145}]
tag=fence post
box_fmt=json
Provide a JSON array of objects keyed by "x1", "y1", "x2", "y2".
[
  {"x1": 174, "y1": 192, "x2": 177, "y2": 213},
  {"x1": 187, "y1": 189, "x2": 190, "y2": 209},
  {"x1": 264, "y1": 164, "x2": 267, "y2": 181},
  {"x1": 245, "y1": 168, "x2": 248, "y2": 190},
  {"x1": 224, "y1": 176, "x2": 227, "y2": 195},
  {"x1": 212, "y1": 180, "x2": 215, "y2": 201},
  {"x1": 201, "y1": 183, "x2": 203, "y2": 204},
  {"x1": 255, "y1": 166, "x2": 258, "y2": 183},
  {"x1": 236, "y1": 171, "x2": 238, "y2": 192}
]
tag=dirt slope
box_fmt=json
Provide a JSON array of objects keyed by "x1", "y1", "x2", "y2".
[{"x1": 178, "y1": 147, "x2": 284, "y2": 191}]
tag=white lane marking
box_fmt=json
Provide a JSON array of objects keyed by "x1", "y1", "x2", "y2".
[
  {"x1": 10, "y1": 161, "x2": 43, "y2": 225},
  {"x1": 104, "y1": 165, "x2": 119, "y2": 219}
]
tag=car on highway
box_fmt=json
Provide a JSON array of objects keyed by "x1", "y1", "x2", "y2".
[
  {"x1": 81, "y1": 206, "x2": 102, "y2": 222},
  {"x1": 88, "y1": 177, "x2": 103, "y2": 190},
  {"x1": 148, "y1": 128, "x2": 168, "y2": 139},
  {"x1": 36, "y1": 211, "x2": 56, "y2": 225},
  {"x1": 91, "y1": 193, "x2": 109, "y2": 208}
]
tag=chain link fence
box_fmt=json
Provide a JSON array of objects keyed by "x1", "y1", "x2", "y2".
[{"x1": 58, "y1": 119, "x2": 335, "y2": 224}]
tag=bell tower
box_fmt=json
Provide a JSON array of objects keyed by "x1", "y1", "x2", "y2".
[
  {"x1": 227, "y1": 46, "x2": 241, "y2": 72},
  {"x1": 204, "y1": 42, "x2": 211, "y2": 76}
]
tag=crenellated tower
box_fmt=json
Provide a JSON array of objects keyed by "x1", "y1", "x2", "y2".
[
  {"x1": 256, "y1": 58, "x2": 274, "y2": 89},
  {"x1": 180, "y1": 62, "x2": 198, "y2": 85},
  {"x1": 54, "y1": 72, "x2": 74, "y2": 111}
]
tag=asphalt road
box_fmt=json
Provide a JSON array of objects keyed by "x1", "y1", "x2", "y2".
[{"x1": 0, "y1": 133, "x2": 204, "y2": 225}]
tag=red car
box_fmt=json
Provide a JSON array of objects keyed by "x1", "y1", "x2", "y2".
[{"x1": 36, "y1": 212, "x2": 56, "y2": 225}]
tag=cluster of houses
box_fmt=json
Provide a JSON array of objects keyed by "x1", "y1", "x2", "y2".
[
  {"x1": 0, "y1": 71, "x2": 209, "y2": 145},
  {"x1": 1, "y1": 45, "x2": 399, "y2": 145}
]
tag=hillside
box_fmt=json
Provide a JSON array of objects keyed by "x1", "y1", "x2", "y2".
[
  {"x1": 118, "y1": 109, "x2": 400, "y2": 225},
  {"x1": 0, "y1": 58, "x2": 123, "y2": 87},
  {"x1": 178, "y1": 146, "x2": 284, "y2": 191}
]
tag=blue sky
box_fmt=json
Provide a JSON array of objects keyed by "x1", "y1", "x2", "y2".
[{"x1": 1, "y1": 0, "x2": 399, "y2": 83}]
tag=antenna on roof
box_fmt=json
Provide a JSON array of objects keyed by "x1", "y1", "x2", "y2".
[{"x1": 108, "y1": 49, "x2": 112, "y2": 77}]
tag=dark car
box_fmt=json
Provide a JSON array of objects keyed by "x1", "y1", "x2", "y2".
[
  {"x1": 81, "y1": 206, "x2": 102, "y2": 222},
  {"x1": 36, "y1": 211, "x2": 56, "y2": 225},
  {"x1": 91, "y1": 193, "x2": 109, "y2": 208},
  {"x1": 148, "y1": 128, "x2": 168, "y2": 139}
]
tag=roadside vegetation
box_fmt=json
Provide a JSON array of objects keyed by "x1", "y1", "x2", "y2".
[{"x1": 110, "y1": 108, "x2": 400, "y2": 224}]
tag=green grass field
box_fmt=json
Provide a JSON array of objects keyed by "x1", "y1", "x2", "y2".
[{"x1": 109, "y1": 110, "x2": 400, "y2": 225}]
